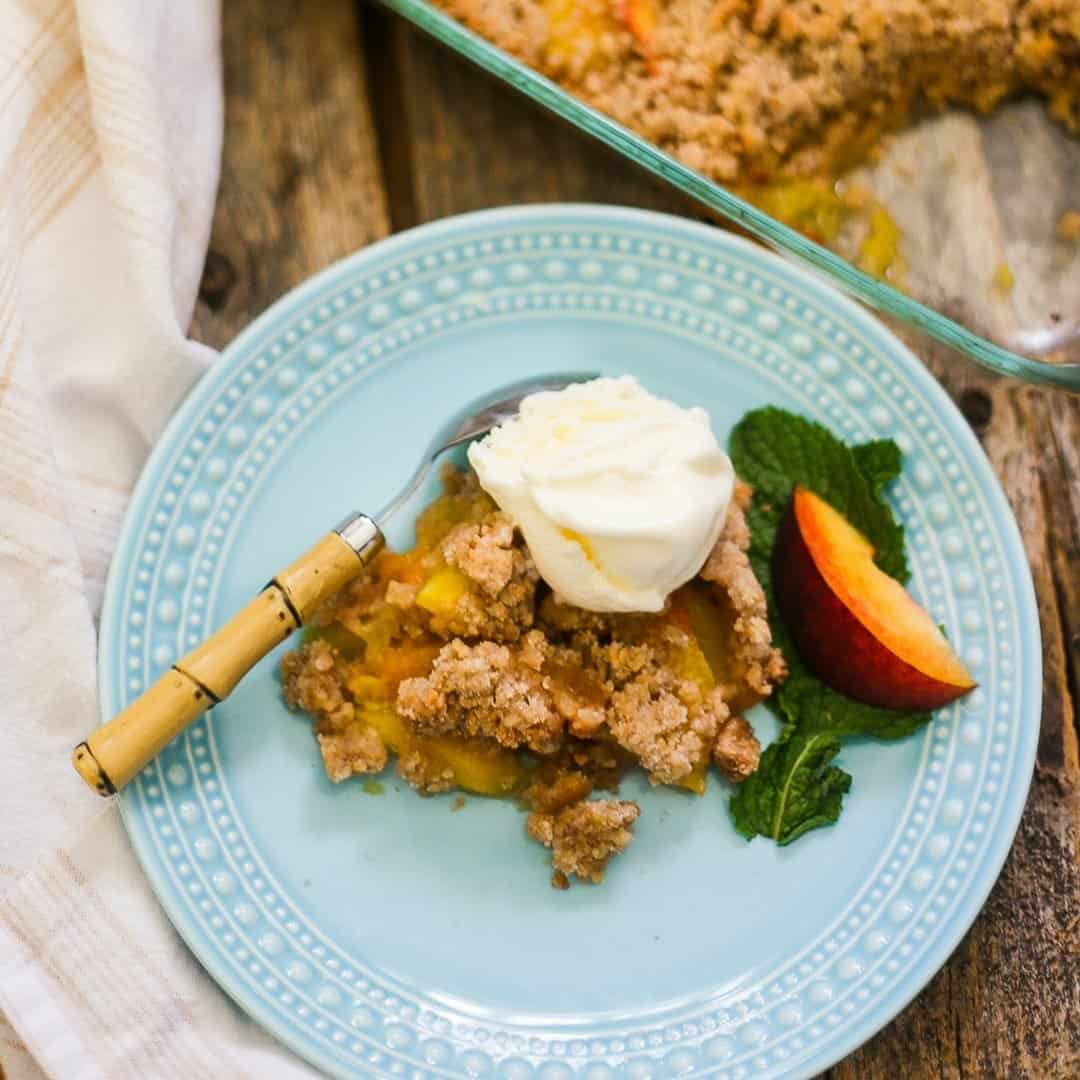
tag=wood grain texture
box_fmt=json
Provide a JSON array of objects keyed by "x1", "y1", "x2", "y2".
[
  {"x1": 189, "y1": 0, "x2": 390, "y2": 351},
  {"x1": 827, "y1": 329, "x2": 1080, "y2": 1080},
  {"x1": 191, "y1": 5, "x2": 1079, "y2": 1076},
  {"x1": 362, "y1": 9, "x2": 694, "y2": 227}
]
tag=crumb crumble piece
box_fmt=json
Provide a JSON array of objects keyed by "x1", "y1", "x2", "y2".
[
  {"x1": 701, "y1": 490, "x2": 787, "y2": 698},
  {"x1": 712, "y1": 713, "x2": 761, "y2": 782},
  {"x1": 317, "y1": 725, "x2": 388, "y2": 782},
  {"x1": 281, "y1": 639, "x2": 346, "y2": 714},
  {"x1": 609, "y1": 670, "x2": 722, "y2": 785},
  {"x1": 527, "y1": 799, "x2": 640, "y2": 886},
  {"x1": 385, "y1": 579, "x2": 419, "y2": 608},
  {"x1": 443, "y1": 512, "x2": 517, "y2": 594},
  {"x1": 396, "y1": 749, "x2": 455, "y2": 793},
  {"x1": 282, "y1": 640, "x2": 391, "y2": 781},
  {"x1": 397, "y1": 634, "x2": 565, "y2": 753},
  {"x1": 525, "y1": 769, "x2": 595, "y2": 814},
  {"x1": 428, "y1": 512, "x2": 540, "y2": 643}
]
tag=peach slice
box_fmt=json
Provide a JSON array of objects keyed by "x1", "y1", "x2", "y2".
[
  {"x1": 774, "y1": 486, "x2": 976, "y2": 711},
  {"x1": 359, "y1": 703, "x2": 529, "y2": 797}
]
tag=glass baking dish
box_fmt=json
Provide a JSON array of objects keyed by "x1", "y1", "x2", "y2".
[{"x1": 377, "y1": 0, "x2": 1080, "y2": 392}]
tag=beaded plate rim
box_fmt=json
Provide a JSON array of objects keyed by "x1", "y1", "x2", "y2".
[{"x1": 100, "y1": 205, "x2": 1041, "y2": 1080}]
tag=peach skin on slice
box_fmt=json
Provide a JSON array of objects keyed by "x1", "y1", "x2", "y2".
[{"x1": 774, "y1": 486, "x2": 976, "y2": 711}]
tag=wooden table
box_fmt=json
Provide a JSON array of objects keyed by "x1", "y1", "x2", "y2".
[{"x1": 191, "y1": 3, "x2": 1079, "y2": 1076}]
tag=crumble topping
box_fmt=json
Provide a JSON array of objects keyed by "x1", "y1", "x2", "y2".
[
  {"x1": 396, "y1": 749, "x2": 456, "y2": 794},
  {"x1": 608, "y1": 667, "x2": 723, "y2": 785},
  {"x1": 701, "y1": 486, "x2": 788, "y2": 697},
  {"x1": 385, "y1": 579, "x2": 419, "y2": 608},
  {"x1": 442, "y1": 513, "x2": 518, "y2": 594},
  {"x1": 429, "y1": 516, "x2": 539, "y2": 643},
  {"x1": 282, "y1": 639, "x2": 346, "y2": 715},
  {"x1": 525, "y1": 769, "x2": 596, "y2": 814},
  {"x1": 535, "y1": 592, "x2": 611, "y2": 635},
  {"x1": 397, "y1": 635, "x2": 565, "y2": 754},
  {"x1": 712, "y1": 713, "x2": 761, "y2": 783},
  {"x1": 526, "y1": 799, "x2": 641, "y2": 887},
  {"x1": 282, "y1": 467, "x2": 785, "y2": 886},
  {"x1": 317, "y1": 725, "x2": 388, "y2": 783},
  {"x1": 430, "y1": 0, "x2": 1080, "y2": 185}
]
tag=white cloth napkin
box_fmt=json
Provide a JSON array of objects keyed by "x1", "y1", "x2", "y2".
[{"x1": 0, "y1": 3, "x2": 320, "y2": 1077}]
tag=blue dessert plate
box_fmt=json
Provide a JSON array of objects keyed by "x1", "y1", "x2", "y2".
[{"x1": 100, "y1": 205, "x2": 1040, "y2": 1079}]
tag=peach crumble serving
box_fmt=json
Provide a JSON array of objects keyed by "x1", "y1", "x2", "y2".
[
  {"x1": 429, "y1": 0, "x2": 1079, "y2": 186},
  {"x1": 281, "y1": 463, "x2": 785, "y2": 888},
  {"x1": 281, "y1": 383, "x2": 976, "y2": 863}
]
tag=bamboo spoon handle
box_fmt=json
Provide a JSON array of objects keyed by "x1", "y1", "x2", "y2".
[{"x1": 73, "y1": 514, "x2": 384, "y2": 796}]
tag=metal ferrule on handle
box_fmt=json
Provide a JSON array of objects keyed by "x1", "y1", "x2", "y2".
[{"x1": 72, "y1": 513, "x2": 384, "y2": 796}]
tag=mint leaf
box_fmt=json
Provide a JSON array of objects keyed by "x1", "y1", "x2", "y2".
[
  {"x1": 852, "y1": 439, "x2": 903, "y2": 496},
  {"x1": 726, "y1": 407, "x2": 931, "y2": 844},
  {"x1": 731, "y1": 406, "x2": 924, "y2": 740},
  {"x1": 779, "y1": 662, "x2": 930, "y2": 740},
  {"x1": 730, "y1": 407, "x2": 908, "y2": 582},
  {"x1": 731, "y1": 729, "x2": 852, "y2": 845}
]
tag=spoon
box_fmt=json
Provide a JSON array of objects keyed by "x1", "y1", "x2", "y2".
[{"x1": 73, "y1": 372, "x2": 596, "y2": 796}]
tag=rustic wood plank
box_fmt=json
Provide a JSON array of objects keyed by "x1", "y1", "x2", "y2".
[
  {"x1": 824, "y1": 344, "x2": 1080, "y2": 1080},
  {"x1": 381, "y1": 23, "x2": 1079, "y2": 1076},
  {"x1": 362, "y1": 8, "x2": 421, "y2": 232},
  {"x1": 190, "y1": 0, "x2": 390, "y2": 351},
  {"x1": 362, "y1": 13, "x2": 694, "y2": 225}
]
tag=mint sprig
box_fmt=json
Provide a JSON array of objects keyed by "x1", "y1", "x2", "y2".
[
  {"x1": 729, "y1": 406, "x2": 908, "y2": 586},
  {"x1": 730, "y1": 730, "x2": 851, "y2": 846},
  {"x1": 728, "y1": 408, "x2": 930, "y2": 844}
]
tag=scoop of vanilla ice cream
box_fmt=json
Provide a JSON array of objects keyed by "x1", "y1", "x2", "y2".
[{"x1": 467, "y1": 375, "x2": 734, "y2": 612}]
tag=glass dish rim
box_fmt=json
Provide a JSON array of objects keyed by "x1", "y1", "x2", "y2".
[{"x1": 378, "y1": 0, "x2": 1080, "y2": 392}]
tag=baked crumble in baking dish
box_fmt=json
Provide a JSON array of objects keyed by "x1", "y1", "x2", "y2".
[{"x1": 428, "y1": 0, "x2": 1079, "y2": 186}]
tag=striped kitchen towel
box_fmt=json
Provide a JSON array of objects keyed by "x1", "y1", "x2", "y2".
[{"x1": 0, "y1": 2, "x2": 318, "y2": 1077}]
